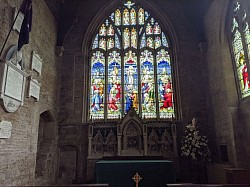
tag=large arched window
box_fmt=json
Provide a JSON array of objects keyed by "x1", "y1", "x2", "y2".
[
  {"x1": 90, "y1": 0, "x2": 175, "y2": 120},
  {"x1": 231, "y1": 1, "x2": 250, "y2": 98}
]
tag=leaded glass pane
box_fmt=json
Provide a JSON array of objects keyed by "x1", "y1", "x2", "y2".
[
  {"x1": 90, "y1": 51, "x2": 105, "y2": 119},
  {"x1": 123, "y1": 28, "x2": 130, "y2": 49},
  {"x1": 107, "y1": 38, "x2": 115, "y2": 50},
  {"x1": 130, "y1": 8, "x2": 136, "y2": 25},
  {"x1": 92, "y1": 34, "x2": 98, "y2": 49},
  {"x1": 99, "y1": 38, "x2": 106, "y2": 50},
  {"x1": 108, "y1": 51, "x2": 122, "y2": 119},
  {"x1": 131, "y1": 28, "x2": 137, "y2": 48},
  {"x1": 123, "y1": 9, "x2": 130, "y2": 25},
  {"x1": 157, "y1": 49, "x2": 175, "y2": 118},
  {"x1": 124, "y1": 51, "x2": 139, "y2": 112},
  {"x1": 115, "y1": 34, "x2": 121, "y2": 49},
  {"x1": 141, "y1": 50, "x2": 156, "y2": 118},
  {"x1": 138, "y1": 8, "x2": 144, "y2": 25},
  {"x1": 115, "y1": 9, "x2": 121, "y2": 26},
  {"x1": 140, "y1": 33, "x2": 146, "y2": 49}
]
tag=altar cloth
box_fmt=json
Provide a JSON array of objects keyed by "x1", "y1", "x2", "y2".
[{"x1": 95, "y1": 160, "x2": 175, "y2": 187}]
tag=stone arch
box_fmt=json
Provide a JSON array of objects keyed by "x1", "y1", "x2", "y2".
[{"x1": 35, "y1": 110, "x2": 56, "y2": 184}]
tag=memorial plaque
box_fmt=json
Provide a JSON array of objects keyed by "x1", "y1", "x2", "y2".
[
  {"x1": 31, "y1": 52, "x2": 43, "y2": 75},
  {"x1": 12, "y1": 8, "x2": 24, "y2": 33},
  {"x1": 28, "y1": 79, "x2": 41, "y2": 101},
  {"x1": 0, "y1": 120, "x2": 12, "y2": 139},
  {"x1": 5, "y1": 65, "x2": 24, "y2": 101},
  {"x1": 0, "y1": 45, "x2": 27, "y2": 112}
]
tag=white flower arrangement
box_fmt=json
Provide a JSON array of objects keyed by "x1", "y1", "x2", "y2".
[{"x1": 181, "y1": 118, "x2": 211, "y2": 160}]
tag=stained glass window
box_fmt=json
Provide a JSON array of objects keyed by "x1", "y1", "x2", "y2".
[
  {"x1": 231, "y1": 1, "x2": 250, "y2": 98},
  {"x1": 90, "y1": 0, "x2": 175, "y2": 120}
]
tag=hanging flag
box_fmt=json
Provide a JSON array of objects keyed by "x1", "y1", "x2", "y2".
[{"x1": 18, "y1": 0, "x2": 32, "y2": 51}]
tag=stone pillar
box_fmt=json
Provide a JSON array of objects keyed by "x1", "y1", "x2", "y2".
[{"x1": 117, "y1": 124, "x2": 122, "y2": 155}]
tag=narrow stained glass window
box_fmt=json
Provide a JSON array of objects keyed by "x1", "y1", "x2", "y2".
[{"x1": 231, "y1": 1, "x2": 250, "y2": 98}]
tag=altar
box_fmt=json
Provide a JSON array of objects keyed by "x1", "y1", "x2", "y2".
[{"x1": 94, "y1": 159, "x2": 175, "y2": 187}]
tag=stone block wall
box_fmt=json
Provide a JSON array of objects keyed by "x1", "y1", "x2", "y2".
[
  {"x1": 0, "y1": 0, "x2": 59, "y2": 185},
  {"x1": 204, "y1": 0, "x2": 250, "y2": 170}
]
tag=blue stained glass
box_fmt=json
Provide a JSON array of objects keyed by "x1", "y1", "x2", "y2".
[
  {"x1": 110, "y1": 13, "x2": 115, "y2": 22},
  {"x1": 140, "y1": 33, "x2": 146, "y2": 49},
  {"x1": 162, "y1": 33, "x2": 169, "y2": 47},
  {"x1": 124, "y1": 51, "x2": 138, "y2": 112},
  {"x1": 115, "y1": 34, "x2": 121, "y2": 49},
  {"x1": 92, "y1": 34, "x2": 98, "y2": 49},
  {"x1": 145, "y1": 11, "x2": 150, "y2": 21}
]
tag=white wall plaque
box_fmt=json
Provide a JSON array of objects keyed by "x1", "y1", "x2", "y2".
[
  {"x1": 12, "y1": 8, "x2": 24, "y2": 33},
  {"x1": 0, "y1": 45, "x2": 27, "y2": 113},
  {"x1": 31, "y1": 51, "x2": 42, "y2": 75},
  {"x1": 0, "y1": 120, "x2": 12, "y2": 139},
  {"x1": 28, "y1": 79, "x2": 41, "y2": 101}
]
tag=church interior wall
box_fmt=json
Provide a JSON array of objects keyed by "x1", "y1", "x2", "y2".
[
  {"x1": 0, "y1": 0, "x2": 60, "y2": 185},
  {"x1": 204, "y1": 0, "x2": 250, "y2": 182},
  {"x1": 59, "y1": 0, "x2": 210, "y2": 183}
]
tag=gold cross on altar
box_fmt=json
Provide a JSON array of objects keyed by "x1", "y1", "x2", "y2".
[{"x1": 132, "y1": 172, "x2": 142, "y2": 187}]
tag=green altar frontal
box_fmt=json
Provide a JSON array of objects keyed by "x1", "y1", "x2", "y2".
[{"x1": 94, "y1": 160, "x2": 175, "y2": 187}]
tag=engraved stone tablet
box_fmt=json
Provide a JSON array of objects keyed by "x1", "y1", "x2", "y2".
[
  {"x1": 0, "y1": 45, "x2": 27, "y2": 112},
  {"x1": 0, "y1": 120, "x2": 12, "y2": 139},
  {"x1": 12, "y1": 8, "x2": 24, "y2": 33},
  {"x1": 28, "y1": 79, "x2": 41, "y2": 101},
  {"x1": 31, "y1": 51, "x2": 42, "y2": 75}
]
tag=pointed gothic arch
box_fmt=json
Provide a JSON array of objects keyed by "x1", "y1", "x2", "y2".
[{"x1": 84, "y1": 0, "x2": 181, "y2": 121}]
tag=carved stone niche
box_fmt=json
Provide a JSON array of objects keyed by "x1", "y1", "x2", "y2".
[{"x1": 118, "y1": 108, "x2": 145, "y2": 156}]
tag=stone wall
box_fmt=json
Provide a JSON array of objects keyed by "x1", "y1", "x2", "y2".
[
  {"x1": 0, "y1": 0, "x2": 59, "y2": 186},
  {"x1": 204, "y1": 0, "x2": 250, "y2": 170}
]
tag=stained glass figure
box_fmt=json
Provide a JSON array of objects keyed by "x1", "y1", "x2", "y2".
[
  {"x1": 157, "y1": 49, "x2": 174, "y2": 118},
  {"x1": 244, "y1": 22, "x2": 250, "y2": 58},
  {"x1": 233, "y1": 30, "x2": 249, "y2": 97},
  {"x1": 147, "y1": 37, "x2": 154, "y2": 48},
  {"x1": 92, "y1": 34, "x2": 98, "y2": 49},
  {"x1": 124, "y1": 28, "x2": 130, "y2": 49},
  {"x1": 138, "y1": 8, "x2": 144, "y2": 25},
  {"x1": 124, "y1": 51, "x2": 138, "y2": 112},
  {"x1": 115, "y1": 9, "x2": 121, "y2": 26},
  {"x1": 99, "y1": 38, "x2": 106, "y2": 50},
  {"x1": 107, "y1": 38, "x2": 115, "y2": 50},
  {"x1": 107, "y1": 25, "x2": 114, "y2": 36},
  {"x1": 130, "y1": 8, "x2": 136, "y2": 25},
  {"x1": 123, "y1": 9, "x2": 130, "y2": 25},
  {"x1": 115, "y1": 34, "x2": 121, "y2": 49},
  {"x1": 131, "y1": 28, "x2": 137, "y2": 48},
  {"x1": 231, "y1": 1, "x2": 250, "y2": 98},
  {"x1": 108, "y1": 51, "x2": 122, "y2": 119},
  {"x1": 146, "y1": 23, "x2": 153, "y2": 35},
  {"x1": 154, "y1": 22, "x2": 161, "y2": 34},
  {"x1": 90, "y1": 51, "x2": 105, "y2": 119},
  {"x1": 99, "y1": 24, "x2": 106, "y2": 36},
  {"x1": 140, "y1": 50, "x2": 156, "y2": 118},
  {"x1": 155, "y1": 36, "x2": 161, "y2": 49}
]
